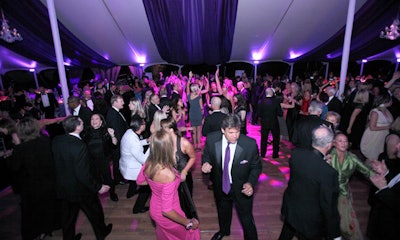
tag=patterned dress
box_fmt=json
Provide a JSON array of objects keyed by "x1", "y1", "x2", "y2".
[{"x1": 330, "y1": 148, "x2": 373, "y2": 240}]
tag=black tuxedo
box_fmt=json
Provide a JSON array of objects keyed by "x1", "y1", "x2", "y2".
[
  {"x1": 147, "y1": 103, "x2": 161, "y2": 125},
  {"x1": 280, "y1": 148, "x2": 341, "y2": 240},
  {"x1": 258, "y1": 96, "x2": 283, "y2": 157},
  {"x1": 367, "y1": 176, "x2": 400, "y2": 240},
  {"x1": 36, "y1": 92, "x2": 59, "y2": 118},
  {"x1": 280, "y1": 148, "x2": 340, "y2": 240},
  {"x1": 106, "y1": 107, "x2": 128, "y2": 183},
  {"x1": 202, "y1": 111, "x2": 227, "y2": 137},
  {"x1": 327, "y1": 96, "x2": 342, "y2": 114},
  {"x1": 202, "y1": 132, "x2": 262, "y2": 239},
  {"x1": 292, "y1": 115, "x2": 333, "y2": 149},
  {"x1": 77, "y1": 105, "x2": 93, "y2": 131},
  {"x1": 52, "y1": 134, "x2": 109, "y2": 239}
]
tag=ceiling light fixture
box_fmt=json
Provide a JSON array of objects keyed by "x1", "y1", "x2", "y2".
[
  {"x1": 0, "y1": 8, "x2": 22, "y2": 43},
  {"x1": 380, "y1": 18, "x2": 400, "y2": 40}
]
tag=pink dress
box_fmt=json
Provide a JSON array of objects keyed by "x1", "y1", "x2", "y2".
[{"x1": 137, "y1": 166, "x2": 200, "y2": 240}]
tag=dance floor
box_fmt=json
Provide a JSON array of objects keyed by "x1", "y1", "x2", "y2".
[{"x1": 0, "y1": 123, "x2": 372, "y2": 240}]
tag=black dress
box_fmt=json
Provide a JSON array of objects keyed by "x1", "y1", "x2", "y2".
[
  {"x1": 175, "y1": 136, "x2": 198, "y2": 219},
  {"x1": 84, "y1": 127, "x2": 114, "y2": 188}
]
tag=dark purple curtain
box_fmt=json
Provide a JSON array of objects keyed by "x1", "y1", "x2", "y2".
[
  {"x1": 0, "y1": 0, "x2": 114, "y2": 68},
  {"x1": 293, "y1": 0, "x2": 400, "y2": 62},
  {"x1": 143, "y1": 0, "x2": 238, "y2": 65}
]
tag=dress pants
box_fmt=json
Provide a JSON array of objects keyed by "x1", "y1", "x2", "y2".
[
  {"x1": 260, "y1": 124, "x2": 280, "y2": 157},
  {"x1": 216, "y1": 189, "x2": 258, "y2": 240},
  {"x1": 61, "y1": 195, "x2": 108, "y2": 240},
  {"x1": 132, "y1": 184, "x2": 151, "y2": 212},
  {"x1": 279, "y1": 221, "x2": 323, "y2": 240}
]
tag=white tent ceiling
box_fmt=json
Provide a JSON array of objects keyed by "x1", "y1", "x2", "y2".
[{"x1": 2, "y1": 0, "x2": 400, "y2": 73}]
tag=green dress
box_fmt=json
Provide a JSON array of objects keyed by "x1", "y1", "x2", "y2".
[{"x1": 330, "y1": 148, "x2": 373, "y2": 240}]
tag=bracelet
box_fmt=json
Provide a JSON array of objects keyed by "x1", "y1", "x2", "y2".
[
  {"x1": 110, "y1": 135, "x2": 116, "y2": 138},
  {"x1": 185, "y1": 219, "x2": 193, "y2": 230},
  {"x1": 181, "y1": 170, "x2": 188, "y2": 176}
]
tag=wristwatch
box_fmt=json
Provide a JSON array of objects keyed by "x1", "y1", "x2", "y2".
[{"x1": 185, "y1": 219, "x2": 193, "y2": 230}]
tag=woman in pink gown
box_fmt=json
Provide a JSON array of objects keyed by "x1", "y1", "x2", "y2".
[{"x1": 137, "y1": 130, "x2": 200, "y2": 240}]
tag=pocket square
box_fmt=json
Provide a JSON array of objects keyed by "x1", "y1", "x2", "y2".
[{"x1": 240, "y1": 160, "x2": 248, "y2": 164}]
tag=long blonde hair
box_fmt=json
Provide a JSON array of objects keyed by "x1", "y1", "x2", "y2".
[{"x1": 145, "y1": 130, "x2": 175, "y2": 179}]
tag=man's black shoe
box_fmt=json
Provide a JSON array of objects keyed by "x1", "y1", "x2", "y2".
[
  {"x1": 211, "y1": 231, "x2": 229, "y2": 240},
  {"x1": 110, "y1": 192, "x2": 119, "y2": 202},
  {"x1": 132, "y1": 206, "x2": 149, "y2": 214},
  {"x1": 105, "y1": 223, "x2": 113, "y2": 237}
]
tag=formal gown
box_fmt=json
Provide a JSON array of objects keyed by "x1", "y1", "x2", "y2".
[
  {"x1": 330, "y1": 148, "x2": 373, "y2": 240},
  {"x1": 360, "y1": 108, "x2": 393, "y2": 160},
  {"x1": 137, "y1": 167, "x2": 200, "y2": 240}
]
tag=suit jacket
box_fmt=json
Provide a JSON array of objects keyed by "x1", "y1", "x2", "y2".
[
  {"x1": 52, "y1": 134, "x2": 101, "y2": 202},
  {"x1": 119, "y1": 129, "x2": 150, "y2": 180},
  {"x1": 367, "y1": 175, "x2": 400, "y2": 240},
  {"x1": 292, "y1": 115, "x2": 333, "y2": 149},
  {"x1": 106, "y1": 107, "x2": 128, "y2": 142},
  {"x1": 327, "y1": 96, "x2": 342, "y2": 114},
  {"x1": 78, "y1": 105, "x2": 93, "y2": 129},
  {"x1": 147, "y1": 103, "x2": 161, "y2": 124},
  {"x1": 202, "y1": 111, "x2": 227, "y2": 136},
  {"x1": 202, "y1": 132, "x2": 262, "y2": 201},
  {"x1": 281, "y1": 148, "x2": 341, "y2": 240},
  {"x1": 257, "y1": 96, "x2": 283, "y2": 128}
]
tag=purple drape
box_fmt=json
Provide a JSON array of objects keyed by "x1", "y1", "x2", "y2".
[{"x1": 143, "y1": 0, "x2": 238, "y2": 65}]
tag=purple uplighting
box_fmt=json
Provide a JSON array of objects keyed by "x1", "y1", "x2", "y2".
[
  {"x1": 269, "y1": 179, "x2": 285, "y2": 188},
  {"x1": 130, "y1": 219, "x2": 139, "y2": 230},
  {"x1": 258, "y1": 173, "x2": 269, "y2": 182},
  {"x1": 288, "y1": 50, "x2": 305, "y2": 59}
]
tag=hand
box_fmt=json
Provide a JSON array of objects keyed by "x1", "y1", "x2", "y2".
[
  {"x1": 201, "y1": 162, "x2": 212, "y2": 173},
  {"x1": 180, "y1": 172, "x2": 187, "y2": 182},
  {"x1": 215, "y1": 68, "x2": 219, "y2": 77},
  {"x1": 370, "y1": 174, "x2": 387, "y2": 190},
  {"x1": 346, "y1": 127, "x2": 351, "y2": 134},
  {"x1": 371, "y1": 160, "x2": 388, "y2": 175},
  {"x1": 162, "y1": 105, "x2": 170, "y2": 113},
  {"x1": 325, "y1": 154, "x2": 332, "y2": 165},
  {"x1": 241, "y1": 182, "x2": 254, "y2": 197},
  {"x1": 98, "y1": 185, "x2": 110, "y2": 194},
  {"x1": 107, "y1": 128, "x2": 115, "y2": 136},
  {"x1": 191, "y1": 218, "x2": 200, "y2": 230}
]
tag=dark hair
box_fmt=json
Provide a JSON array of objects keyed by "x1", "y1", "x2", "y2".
[
  {"x1": 16, "y1": 117, "x2": 40, "y2": 142},
  {"x1": 62, "y1": 116, "x2": 81, "y2": 133},
  {"x1": 221, "y1": 113, "x2": 241, "y2": 130},
  {"x1": 318, "y1": 91, "x2": 329, "y2": 103},
  {"x1": 130, "y1": 116, "x2": 145, "y2": 132},
  {"x1": 372, "y1": 91, "x2": 391, "y2": 108},
  {"x1": 90, "y1": 113, "x2": 106, "y2": 129},
  {"x1": 234, "y1": 93, "x2": 246, "y2": 107},
  {"x1": 0, "y1": 118, "x2": 17, "y2": 134}
]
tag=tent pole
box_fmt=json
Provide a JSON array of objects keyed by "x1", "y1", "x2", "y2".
[
  {"x1": 33, "y1": 70, "x2": 39, "y2": 89},
  {"x1": 289, "y1": 63, "x2": 294, "y2": 81},
  {"x1": 395, "y1": 62, "x2": 399, "y2": 72},
  {"x1": 359, "y1": 61, "x2": 365, "y2": 76},
  {"x1": 323, "y1": 62, "x2": 329, "y2": 80},
  {"x1": 46, "y1": 0, "x2": 70, "y2": 115},
  {"x1": 254, "y1": 63, "x2": 258, "y2": 83},
  {"x1": 338, "y1": 0, "x2": 356, "y2": 100}
]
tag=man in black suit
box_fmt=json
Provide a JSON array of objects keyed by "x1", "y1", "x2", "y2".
[
  {"x1": 367, "y1": 159, "x2": 400, "y2": 240},
  {"x1": 202, "y1": 97, "x2": 227, "y2": 137},
  {"x1": 202, "y1": 114, "x2": 262, "y2": 240},
  {"x1": 52, "y1": 116, "x2": 112, "y2": 240},
  {"x1": 279, "y1": 126, "x2": 341, "y2": 240},
  {"x1": 36, "y1": 86, "x2": 59, "y2": 119},
  {"x1": 106, "y1": 95, "x2": 128, "y2": 201},
  {"x1": 258, "y1": 88, "x2": 283, "y2": 158},
  {"x1": 67, "y1": 96, "x2": 92, "y2": 132},
  {"x1": 292, "y1": 100, "x2": 333, "y2": 149},
  {"x1": 326, "y1": 86, "x2": 342, "y2": 115}
]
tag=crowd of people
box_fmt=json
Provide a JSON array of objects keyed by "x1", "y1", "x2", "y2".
[{"x1": 0, "y1": 68, "x2": 399, "y2": 240}]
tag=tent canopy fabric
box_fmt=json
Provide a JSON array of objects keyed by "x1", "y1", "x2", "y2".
[{"x1": 0, "y1": 0, "x2": 399, "y2": 73}]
